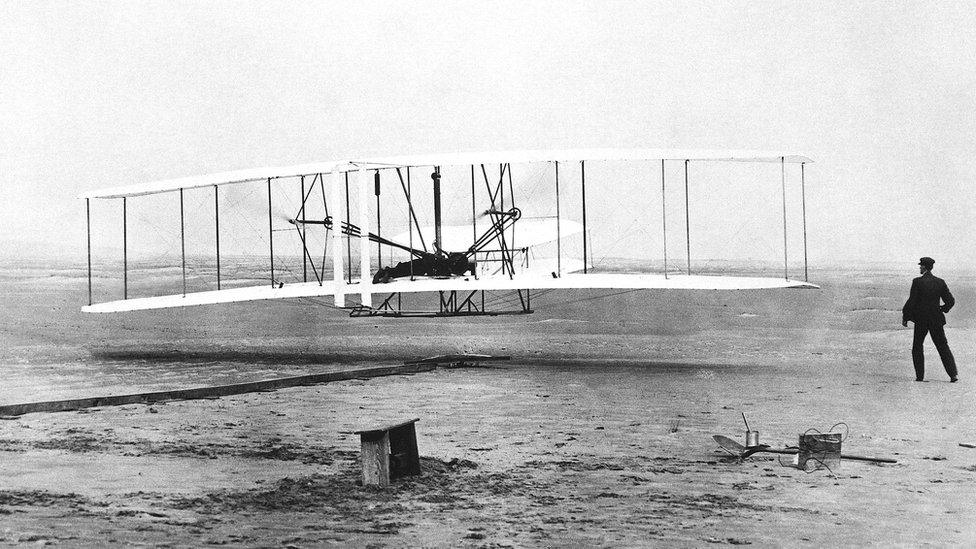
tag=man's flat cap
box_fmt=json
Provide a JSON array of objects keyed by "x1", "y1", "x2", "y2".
[{"x1": 919, "y1": 257, "x2": 935, "y2": 268}]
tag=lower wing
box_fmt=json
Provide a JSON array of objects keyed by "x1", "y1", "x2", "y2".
[{"x1": 83, "y1": 273, "x2": 817, "y2": 313}]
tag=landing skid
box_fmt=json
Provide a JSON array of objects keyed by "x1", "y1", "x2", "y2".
[{"x1": 349, "y1": 289, "x2": 533, "y2": 318}]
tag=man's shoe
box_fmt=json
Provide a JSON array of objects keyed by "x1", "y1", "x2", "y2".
[
  {"x1": 915, "y1": 378, "x2": 925, "y2": 382},
  {"x1": 951, "y1": 377, "x2": 959, "y2": 383}
]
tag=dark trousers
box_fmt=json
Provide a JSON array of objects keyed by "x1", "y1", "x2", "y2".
[{"x1": 913, "y1": 323, "x2": 957, "y2": 380}]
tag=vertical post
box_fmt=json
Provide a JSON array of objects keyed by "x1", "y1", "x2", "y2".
[
  {"x1": 581, "y1": 160, "x2": 588, "y2": 274},
  {"x1": 180, "y1": 188, "x2": 186, "y2": 296},
  {"x1": 267, "y1": 178, "x2": 274, "y2": 288},
  {"x1": 300, "y1": 176, "x2": 307, "y2": 283},
  {"x1": 684, "y1": 159, "x2": 690, "y2": 276},
  {"x1": 86, "y1": 198, "x2": 92, "y2": 306},
  {"x1": 432, "y1": 167, "x2": 442, "y2": 255},
  {"x1": 661, "y1": 159, "x2": 668, "y2": 279},
  {"x1": 331, "y1": 168, "x2": 345, "y2": 306},
  {"x1": 359, "y1": 167, "x2": 372, "y2": 308},
  {"x1": 122, "y1": 197, "x2": 127, "y2": 300},
  {"x1": 375, "y1": 170, "x2": 382, "y2": 269},
  {"x1": 215, "y1": 185, "x2": 221, "y2": 290},
  {"x1": 344, "y1": 173, "x2": 352, "y2": 284},
  {"x1": 801, "y1": 162, "x2": 808, "y2": 282},
  {"x1": 407, "y1": 167, "x2": 414, "y2": 280},
  {"x1": 555, "y1": 161, "x2": 561, "y2": 277},
  {"x1": 471, "y1": 166, "x2": 476, "y2": 250},
  {"x1": 781, "y1": 156, "x2": 789, "y2": 280}
]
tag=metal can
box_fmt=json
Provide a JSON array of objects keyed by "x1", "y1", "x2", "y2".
[{"x1": 746, "y1": 430, "x2": 760, "y2": 448}]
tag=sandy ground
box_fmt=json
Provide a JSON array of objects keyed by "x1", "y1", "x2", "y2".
[{"x1": 1, "y1": 260, "x2": 975, "y2": 546}]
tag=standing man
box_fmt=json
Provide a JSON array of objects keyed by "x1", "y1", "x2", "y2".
[{"x1": 902, "y1": 257, "x2": 958, "y2": 382}]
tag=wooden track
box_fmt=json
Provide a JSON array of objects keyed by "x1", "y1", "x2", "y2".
[{"x1": 0, "y1": 363, "x2": 435, "y2": 418}]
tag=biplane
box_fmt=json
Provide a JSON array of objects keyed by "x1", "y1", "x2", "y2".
[{"x1": 80, "y1": 149, "x2": 816, "y2": 317}]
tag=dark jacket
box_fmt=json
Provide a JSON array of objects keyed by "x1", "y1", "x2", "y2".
[{"x1": 903, "y1": 272, "x2": 955, "y2": 326}]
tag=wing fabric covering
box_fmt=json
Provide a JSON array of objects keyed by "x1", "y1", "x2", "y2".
[
  {"x1": 80, "y1": 149, "x2": 813, "y2": 199},
  {"x1": 82, "y1": 274, "x2": 817, "y2": 313}
]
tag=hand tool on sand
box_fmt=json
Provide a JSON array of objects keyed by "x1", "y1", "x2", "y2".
[{"x1": 741, "y1": 412, "x2": 759, "y2": 447}]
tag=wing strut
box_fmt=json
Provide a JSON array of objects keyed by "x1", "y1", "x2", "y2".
[
  {"x1": 215, "y1": 185, "x2": 221, "y2": 290},
  {"x1": 499, "y1": 164, "x2": 505, "y2": 214},
  {"x1": 555, "y1": 161, "x2": 561, "y2": 277},
  {"x1": 300, "y1": 175, "x2": 307, "y2": 282},
  {"x1": 801, "y1": 162, "x2": 809, "y2": 282},
  {"x1": 407, "y1": 167, "x2": 414, "y2": 280},
  {"x1": 480, "y1": 163, "x2": 516, "y2": 277},
  {"x1": 395, "y1": 167, "x2": 427, "y2": 253},
  {"x1": 86, "y1": 198, "x2": 92, "y2": 305},
  {"x1": 290, "y1": 217, "x2": 324, "y2": 284},
  {"x1": 180, "y1": 188, "x2": 186, "y2": 296},
  {"x1": 375, "y1": 170, "x2": 382, "y2": 269},
  {"x1": 661, "y1": 159, "x2": 668, "y2": 279},
  {"x1": 344, "y1": 172, "x2": 352, "y2": 284},
  {"x1": 295, "y1": 172, "x2": 329, "y2": 284},
  {"x1": 684, "y1": 160, "x2": 691, "y2": 275},
  {"x1": 781, "y1": 156, "x2": 788, "y2": 280},
  {"x1": 123, "y1": 196, "x2": 128, "y2": 300},
  {"x1": 358, "y1": 166, "x2": 372, "y2": 308},
  {"x1": 581, "y1": 161, "x2": 588, "y2": 274},
  {"x1": 288, "y1": 173, "x2": 332, "y2": 286},
  {"x1": 480, "y1": 163, "x2": 508, "y2": 210},
  {"x1": 507, "y1": 163, "x2": 516, "y2": 252},
  {"x1": 331, "y1": 168, "x2": 345, "y2": 306},
  {"x1": 267, "y1": 178, "x2": 275, "y2": 288},
  {"x1": 470, "y1": 165, "x2": 477, "y2": 258},
  {"x1": 432, "y1": 166, "x2": 443, "y2": 256},
  {"x1": 319, "y1": 173, "x2": 329, "y2": 279}
]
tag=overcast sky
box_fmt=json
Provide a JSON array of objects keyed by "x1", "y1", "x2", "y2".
[{"x1": 2, "y1": 1, "x2": 974, "y2": 268}]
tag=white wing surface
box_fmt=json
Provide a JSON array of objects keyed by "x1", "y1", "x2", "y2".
[
  {"x1": 82, "y1": 274, "x2": 817, "y2": 313},
  {"x1": 80, "y1": 149, "x2": 812, "y2": 199}
]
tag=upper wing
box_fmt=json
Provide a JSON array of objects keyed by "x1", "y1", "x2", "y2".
[{"x1": 80, "y1": 148, "x2": 813, "y2": 199}]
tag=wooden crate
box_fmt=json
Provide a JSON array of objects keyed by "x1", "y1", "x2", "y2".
[{"x1": 355, "y1": 418, "x2": 421, "y2": 486}]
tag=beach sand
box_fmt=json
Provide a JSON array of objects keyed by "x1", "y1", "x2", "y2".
[{"x1": 1, "y1": 261, "x2": 974, "y2": 546}]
